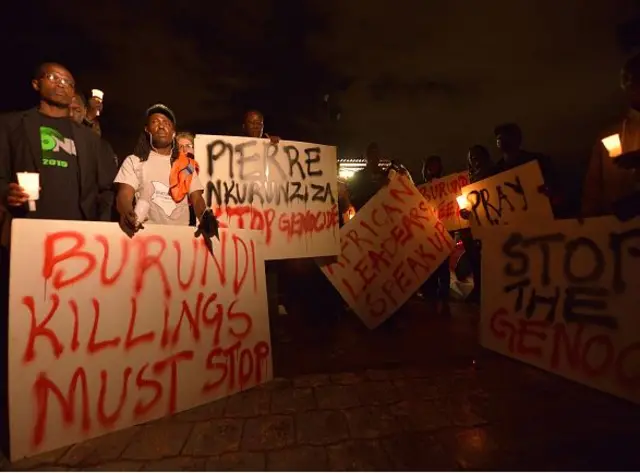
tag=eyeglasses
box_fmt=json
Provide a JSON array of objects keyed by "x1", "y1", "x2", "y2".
[
  {"x1": 178, "y1": 143, "x2": 194, "y2": 151},
  {"x1": 42, "y1": 72, "x2": 75, "y2": 89}
]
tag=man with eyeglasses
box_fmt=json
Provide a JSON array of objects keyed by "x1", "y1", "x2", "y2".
[
  {"x1": 0, "y1": 63, "x2": 117, "y2": 390},
  {"x1": 0, "y1": 62, "x2": 116, "y2": 223}
]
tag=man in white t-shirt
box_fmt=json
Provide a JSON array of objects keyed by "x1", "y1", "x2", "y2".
[{"x1": 114, "y1": 104, "x2": 212, "y2": 236}]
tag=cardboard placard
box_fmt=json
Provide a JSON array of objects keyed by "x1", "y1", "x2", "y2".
[
  {"x1": 460, "y1": 160, "x2": 553, "y2": 229},
  {"x1": 194, "y1": 135, "x2": 340, "y2": 260},
  {"x1": 8, "y1": 220, "x2": 271, "y2": 460},
  {"x1": 417, "y1": 171, "x2": 470, "y2": 231},
  {"x1": 480, "y1": 216, "x2": 640, "y2": 403},
  {"x1": 318, "y1": 176, "x2": 454, "y2": 329}
]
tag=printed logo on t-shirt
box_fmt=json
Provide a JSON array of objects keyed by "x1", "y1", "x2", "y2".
[
  {"x1": 40, "y1": 126, "x2": 77, "y2": 168},
  {"x1": 150, "y1": 181, "x2": 178, "y2": 217}
]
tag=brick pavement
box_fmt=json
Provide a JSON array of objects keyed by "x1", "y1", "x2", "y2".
[{"x1": 5, "y1": 358, "x2": 640, "y2": 471}]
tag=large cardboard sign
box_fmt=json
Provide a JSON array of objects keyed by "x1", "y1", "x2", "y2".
[
  {"x1": 194, "y1": 135, "x2": 340, "y2": 260},
  {"x1": 318, "y1": 176, "x2": 454, "y2": 329},
  {"x1": 8, "y1": 220, "x2": 272, "y2": 460},
  {"x1": 460, "y1": 160, "x2": 553, "y2": 228},
  {"x1": 481, "y1": 216, "x2": 640, "y2": 404},
  {"x1": 417, "y1": 171, "x2": 470, "y2": 231}
]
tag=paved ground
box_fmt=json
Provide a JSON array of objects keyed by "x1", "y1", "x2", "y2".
[{"x1": 4, "y1": 299, "x2": 640, "y2": 471}]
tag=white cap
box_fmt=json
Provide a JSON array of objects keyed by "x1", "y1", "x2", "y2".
[{"x1": 91, "y1": 89, "x2": 104, "y2": 100}]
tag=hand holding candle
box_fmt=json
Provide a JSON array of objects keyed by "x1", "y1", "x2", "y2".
[
  {"x1": 602, "y1": 134, "x2": 622, "y2": 158},
  {"x1": 89, "y1": 89, "x2": 104, "y2": 117},
  {"x1": 16, "y1": 172, "x2": 39, "y2": 211},
  {"x1": 456, "y1": 194, "x2": 471, "y2": 220}
]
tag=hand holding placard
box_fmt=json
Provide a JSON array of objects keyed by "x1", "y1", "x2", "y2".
[{"x1": 456, "y1": 194, "x2": 471, "y2": 220}]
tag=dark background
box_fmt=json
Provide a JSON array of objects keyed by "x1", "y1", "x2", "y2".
[{"x1": 1, "y1": 0, "x2": 639, "y2": 189}]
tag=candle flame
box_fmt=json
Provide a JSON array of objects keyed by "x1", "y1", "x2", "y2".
[{"x1": 456, "y1": 194, "x2": 469, "y2": 209}]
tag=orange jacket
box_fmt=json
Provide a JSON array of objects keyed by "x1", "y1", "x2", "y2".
[{"x1": 169, "y1": 151, "x2": 200, "y2": 203}]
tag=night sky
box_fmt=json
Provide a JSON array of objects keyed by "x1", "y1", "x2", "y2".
[{"x1": 1, "y1": 0, "x2": 639, "y2": 183}]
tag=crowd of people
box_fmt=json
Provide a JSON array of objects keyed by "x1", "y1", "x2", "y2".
[
  {"x1": 343, "y1": 49, "x2": 640, "y2": 316},
  {"x1": 1, "y1": 50, "x2": 639, "y2": 322}
]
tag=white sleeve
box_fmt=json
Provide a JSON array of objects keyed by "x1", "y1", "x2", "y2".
[
  {"x1": 114, "y1": 155, "x2": 140, "y2": 191},
  {"x1": 189, "y1": 170, "x2": 205, "y2": 194}
]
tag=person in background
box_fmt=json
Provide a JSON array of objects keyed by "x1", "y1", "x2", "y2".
[
  {"x1": 493, "y1": 123, "x2": 547, "y2": 172},
  {"x1": 0, "y1": 62, "x2": 115, "y2": 223},
  {"x1": 493, "y1": 122, "x2": 561, "y2": 212},
  {"x1": 84, "y1": 90, "x2": 103, "y2": 136},
  {"x1": 336, "y1": 161, "x2": 352, "y2": 227},
  {"x1": 467, "y1": 145, "x2": 495, "y2": 183},
  {"x1": 421, "y1": 155, "x2": 443, "y2": 184},
  {"x1": 176, "y1": 131, "x2": 197, "y2": 226},
  {"x1": 114, "y1": 104, "x2": 215, "y2": 238},
  {"x1": 459, "y1": 145, "x2": 495, "y2": 303},
  {"x1": 69, "y1": 91, "x2": 118, "y2": 170},
  {"x1": 176, "y1": 131, "x2": 195, "y2": 155},
  {"x1": 582, "y1": 50, "x2": 640, "y2": 217},
  {"x1": 347, "y1": 142, "x2": 388, "y2": 211},
  {"x1": 243, "y1": 110, "x2": 280, "y2": 144},
  {"x1": 69, "y1": 91, "x2": 87, "y2": 125},
  {"x1": 419, "y1": 155, "x2": 451, "y2": 315}
]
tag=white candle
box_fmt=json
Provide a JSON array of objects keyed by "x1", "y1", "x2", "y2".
[
  {"x1": 91, "y1": 89, "x2": 104, "y2": 101},
  {"x1": 601, "y1": 134, "x2": 622, "y2": 158},
  {"x1": 456, "y1": 194, "x2": 469, "y2": 209},
  {"x1": 16, "y1": 172, "x2": 39, "y2": 211}
]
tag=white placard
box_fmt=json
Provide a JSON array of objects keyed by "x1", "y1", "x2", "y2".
[
  {"x1": 417, "y1": 171, "x2": 470, "y2": 231},
  {"x1": 8, "y1": 220, "x2": 272, "y2": 460},
  {"x1": 194, "y1": 135, "x2": 340, "y2": 260},
  {"x1": 318, "y1": 175, "x2": 454, "y2": 329},
  {"x1": 481, "y1": 216, "x2": 640, "y2": 403},
  {"x1": 460, "y1": 160, "x2": 553, "y2": 229}
]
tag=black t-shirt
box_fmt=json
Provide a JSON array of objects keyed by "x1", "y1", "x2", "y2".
[{"x1": 33, "y1": 114, "x2": 83, "y2": 220}]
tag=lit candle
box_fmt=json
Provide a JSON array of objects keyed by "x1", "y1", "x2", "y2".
[
  {"x1": 91, "y1": 89, "x2": 104, "y2": 101},
  {"x1": 16, "y1": 172, "x2": 40, "y2": 211},
  {"x1": 456, "y1": 194, "x2": 469, "y2": 209},
  {"x1": 601, "y1": 134, "x2": 622, "y2": 158}
]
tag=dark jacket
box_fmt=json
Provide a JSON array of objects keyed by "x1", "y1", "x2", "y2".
[
  {"x1": 469, "y1": 164, "x2": 497, "y2": 184},
  {"x1": 0, "y1": 108, "x2": 116, "y2": 235},
  {"x1": 347, "y1": 166, "x2": 388, "y2": 211}
]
